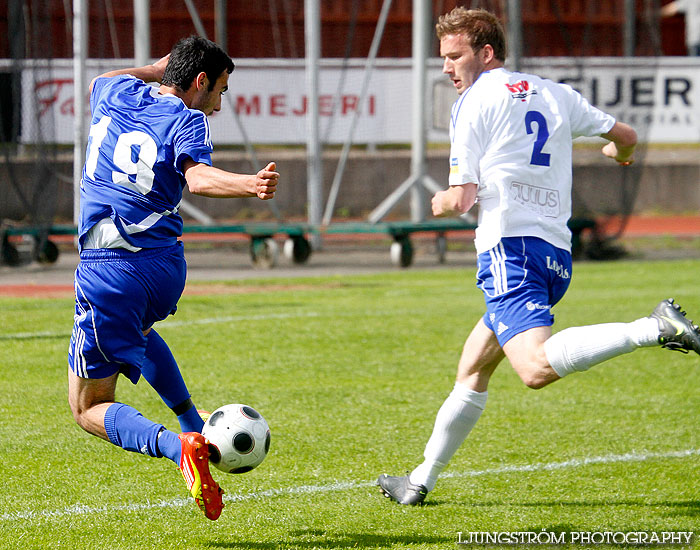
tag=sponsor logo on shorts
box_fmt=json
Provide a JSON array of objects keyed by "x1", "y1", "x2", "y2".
[
  {"x1": 510, "y1": 181, "x2": 560, "y2": 217},
  {"x1": 546, "y1": 256, "x2": 570, "y2": 279},
  {"x1": 497, "y1": 321, "x2": 509, "y2": 335},
  {"x1": 526, "y1": 301, "x2": 551, "y2": 311}
]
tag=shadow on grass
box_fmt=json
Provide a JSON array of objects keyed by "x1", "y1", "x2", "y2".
[
  {"x1": 210, "y1": 529, "x2": 454, "y2": 549},
  {"x1": 492, "y1": 499, "x2": 700, "y2": 516},
  {"x1": 450, "y1": 497, "x2": 700, "y2": 518}
]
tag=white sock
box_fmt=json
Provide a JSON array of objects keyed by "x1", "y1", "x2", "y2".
[
  {"x1": 409, "y1": 383, "x2": 487, "y2": 492},
  {"x1": 544, "y1": 317, "x2": 660, "y2": 378}
]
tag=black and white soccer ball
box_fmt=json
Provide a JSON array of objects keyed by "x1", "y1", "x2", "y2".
[{"x1": 202, "y1": 404, "x2": 271, "y2": 474}]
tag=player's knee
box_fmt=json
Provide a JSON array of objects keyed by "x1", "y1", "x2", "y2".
[
  {"x1": 68, "y1": 398, "x2": 87, "y2": 427},
  {"x1": 68, "y1": 394, "x2": 96, "y2": 432},
  {"x1": 506, "y1": 341, "x2": 557, "y2": 389},
  {"x1": 510, "y1": 360, "x2": 552, "y2": 389},
  {"x1": 69, "y1": 406, "x2": 88, "y2": 430},
  {"x1": 518, "y1": 371, "x2": 549, "y2": 390}
]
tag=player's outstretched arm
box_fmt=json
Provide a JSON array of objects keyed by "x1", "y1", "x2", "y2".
[
  {"x1": 89, "y1": 54, "x2": 170, "y2": 93},
  {"x1": 184, "y1": 160, "x2": 279, "y2": 200},
  {"x1": 600, "y1": 121, "x2": 637, "y2": 166},
  {"x1": 432, "y1": 183, "x2": 477, "y2": 217}
]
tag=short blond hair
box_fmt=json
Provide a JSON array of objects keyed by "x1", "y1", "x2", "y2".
[{"x1": 435, "y1": 7, "x2": 506, "y2": 61}]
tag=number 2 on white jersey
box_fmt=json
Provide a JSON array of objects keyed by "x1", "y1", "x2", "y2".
[
  {"x1": 525, "y1": 110, "x2": 551, "y2": 167},
  {"x1": 85, "y1": 115, "x2": 157, "y2": 195}
]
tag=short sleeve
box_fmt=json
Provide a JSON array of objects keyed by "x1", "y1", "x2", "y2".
[
  {"x1": 448, "y1": 89, "x2": 490, "y2": 187},
  {"x1": 174, "y1": 110, "x2": 213, "y2": 174},
  {"x1": 562, "y1": 84, "x2": 616, "y2": 138},
  {"x1": 90, "y1": 76, "x2": 111, "y2": 113}
]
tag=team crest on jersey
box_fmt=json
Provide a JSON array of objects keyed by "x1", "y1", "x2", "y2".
[{"x1": 505, "y1": 80, "x2": 537, "y2": 102}]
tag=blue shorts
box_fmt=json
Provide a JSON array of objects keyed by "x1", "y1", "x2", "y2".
[
  {"x1": 477, "y1": 236, "x2": 572, "y2": 346},
  {"x1": 68, "y1": 242, "x2": 187, "y2": 383}
]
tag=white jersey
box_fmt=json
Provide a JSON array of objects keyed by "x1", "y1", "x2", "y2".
[
  {"x1": 675, "y1": 0, "x2": 700, "y2": 48},
  {"x1": 448, "y1": 67, "x2": 615, "y2": 254}
]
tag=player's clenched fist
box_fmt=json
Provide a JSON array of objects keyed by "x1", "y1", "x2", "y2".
[{"x1": 256, "y1": 162, "x2": 279, "y2": 200}]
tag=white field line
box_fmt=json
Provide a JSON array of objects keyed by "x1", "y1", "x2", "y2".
[
  {"x1": 2, "y1": 448, "x2": 698, "y2": 523},
  {"x1": 1, "y1": 311, "x2": 324, "y2": 340},
  {"x1": 2, "y1": 308, "x2": 421, "y2": 341}
]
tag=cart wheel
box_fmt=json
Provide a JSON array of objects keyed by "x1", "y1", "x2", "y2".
[
  {"x1": 34, "y1": 237, "x2": 60, "y2": 264},
  {"x1": 250, "y1": 237, "x2": 279, "y2": 269},
  {"x1": 390, "y1": 236, "x2": 413, "y2": 268},
  {"x1": 282, "y1": 236, "x2": 312, "y2": 264},
  {"x1": 1, "y1": 237, "x2": 20, "y2": 266},
  {"x1": 436, "y1": 234, "x2": 447, "y2": 264}
]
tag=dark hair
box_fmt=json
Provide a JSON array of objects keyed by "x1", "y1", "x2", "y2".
[
  {"x1": 161, "y1": 36, "x2": 235, "y2": 92},
  {"x1": 435, "y1": 7, "x2": 506, "y2": 62}
]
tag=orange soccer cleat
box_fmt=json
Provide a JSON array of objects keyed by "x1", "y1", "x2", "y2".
[{"x1": 178, "y1": 432, "x2": 224, "y2": 520}]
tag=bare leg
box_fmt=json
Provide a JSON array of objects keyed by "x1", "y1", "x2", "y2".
[
  {"x1": 68, "y1": 369, "x2": 119, "y2": 441},
  {"x1": 456, "y1": 317, "x2": 506, "y2": 390},
  {"x1": 409, "y1": 318, "x2": 505, "y2": 491},
  {"x1": 502, "y1": 325, "x2": 559, "y2": 389}
]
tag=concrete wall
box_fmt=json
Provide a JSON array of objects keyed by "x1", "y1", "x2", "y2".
[{"x1": 1, "y1": 147, "x2": 698, "y2": 223}]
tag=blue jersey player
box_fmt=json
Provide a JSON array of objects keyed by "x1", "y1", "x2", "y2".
[
  {"x1": 67, "y1": 37, "x2": 279, "y2": 521},
  {"x1": 377, "y1": 7, "x2": 700, "y2": 506}
]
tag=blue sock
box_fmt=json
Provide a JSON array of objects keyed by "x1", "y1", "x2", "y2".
[
  {"x1": 104, "y1": 403, "x2": 181, "y2": 464},
  {"x1": 141, "y1": 330, "x2": 204, "y2": 433},
  {"x1": 157, "y1": 429, "x2": 182, "y2": 465}
]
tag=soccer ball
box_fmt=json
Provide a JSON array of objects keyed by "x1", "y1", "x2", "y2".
[{"x1": 202, "y1": 404, "x2": 271, "y2": 474}]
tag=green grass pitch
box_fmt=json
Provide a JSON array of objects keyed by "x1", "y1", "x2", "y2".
[{"x1": 1, "y1": 258, "x2": 698, "y2": 549}]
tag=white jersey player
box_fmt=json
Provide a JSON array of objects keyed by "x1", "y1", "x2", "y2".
[
  {"x1": 447, "y1": 67, "x2": 615, "y2": 255},
  {"x1": 377, "y1": 7, "x2": 700, "y2": 506}
]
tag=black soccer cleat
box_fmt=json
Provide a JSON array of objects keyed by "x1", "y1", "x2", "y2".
[
  {"x1": 649, "y1": 298, "x2": 700, "y2": 355},
  {"x1": 377, "y1": 474, "x2": 428, "y2": 505}
]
